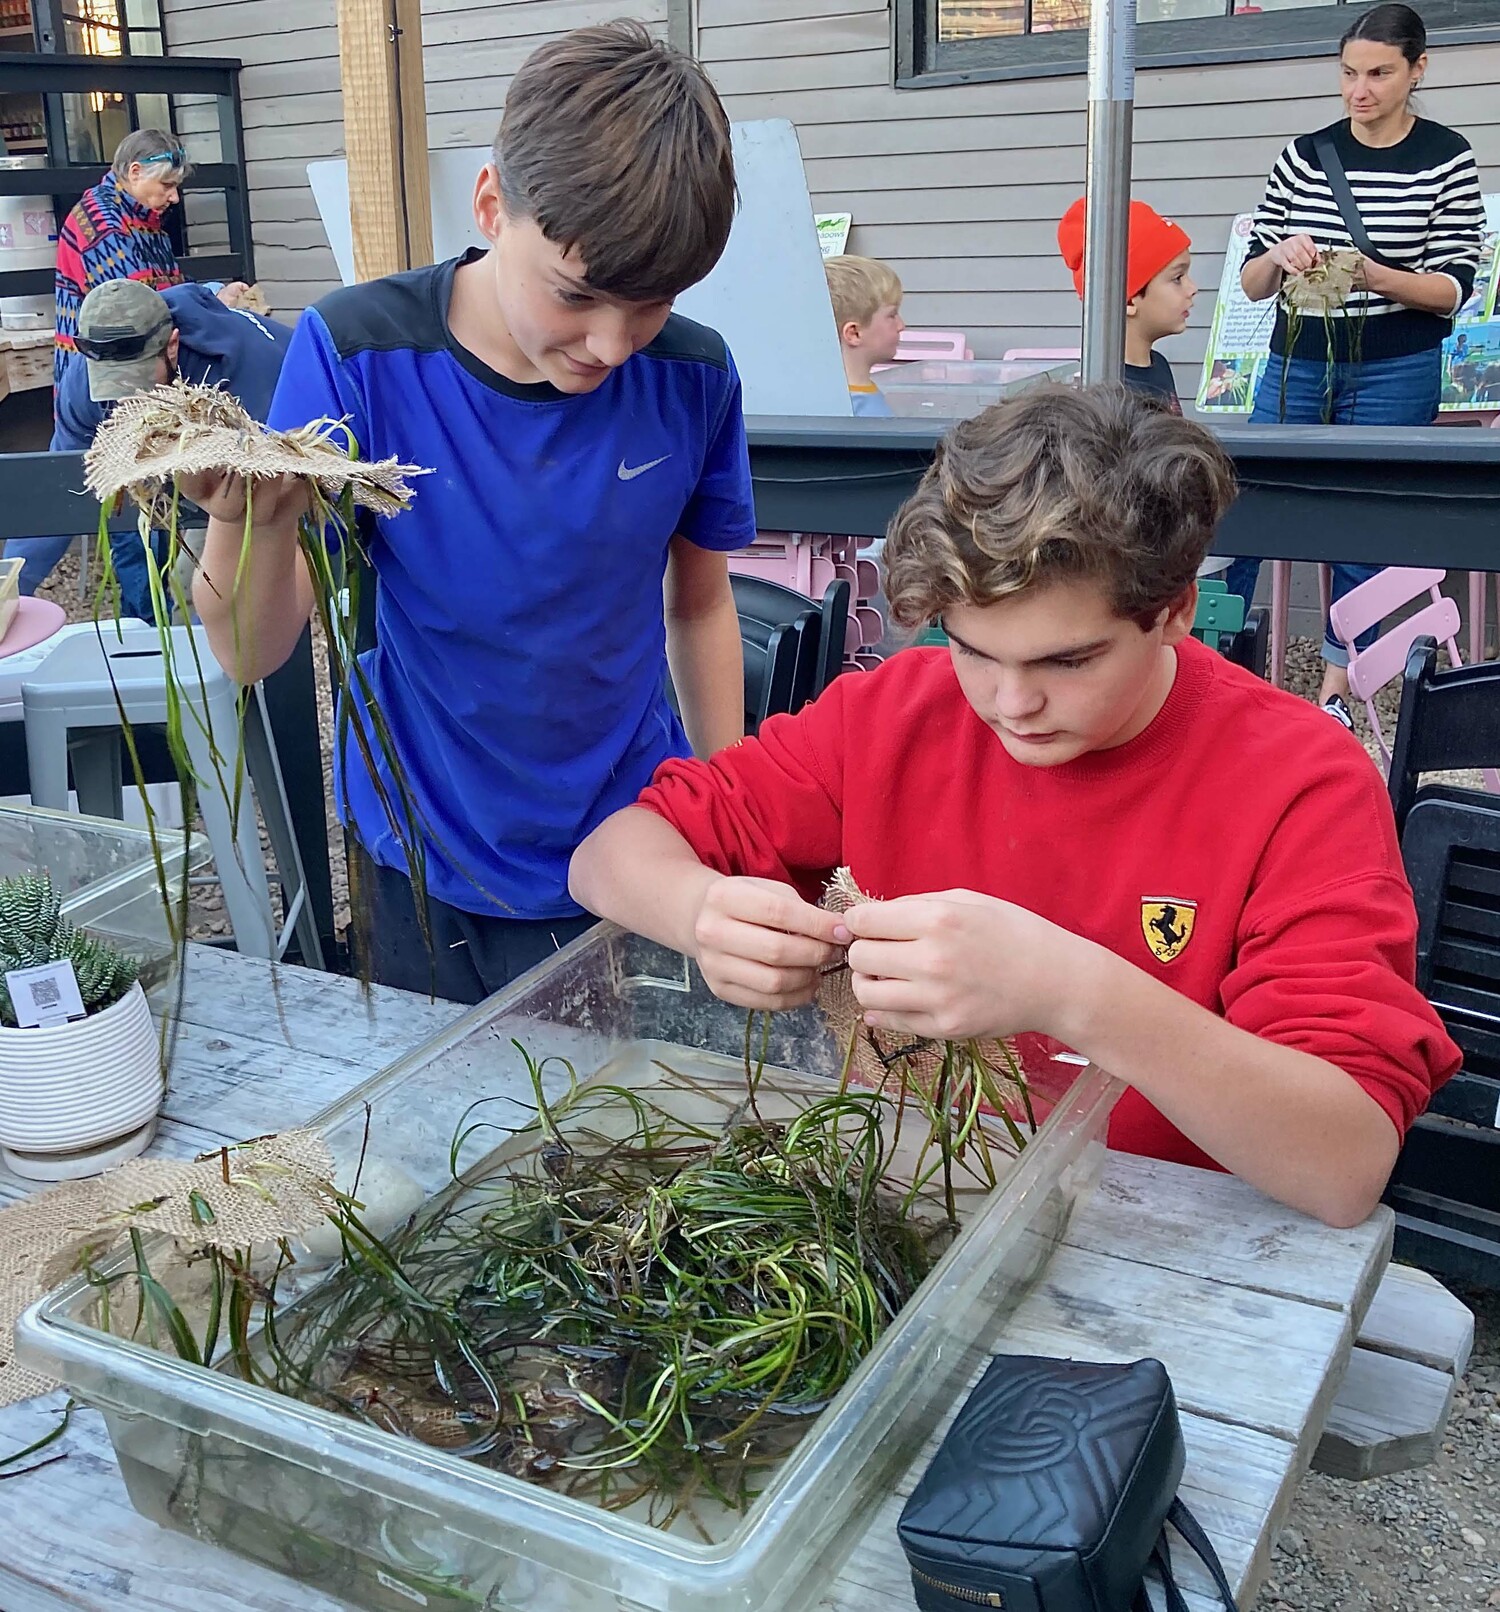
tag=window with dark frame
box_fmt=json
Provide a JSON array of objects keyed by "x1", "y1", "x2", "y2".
[{"x1": 902, "y1": 0, "x2": 1500, "y2": 83}]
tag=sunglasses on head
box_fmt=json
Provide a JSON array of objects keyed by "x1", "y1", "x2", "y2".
[
  {"x1": 139, "y1": 148, "x2": 186, "y2": 170},
  {"x1": 74, "y1": 316, "x2": 172, "y2": 363}
]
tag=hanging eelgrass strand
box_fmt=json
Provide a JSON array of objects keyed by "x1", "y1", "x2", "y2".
[{"x1": 79, "y1": 380, "x2": 467, "y2": 990}]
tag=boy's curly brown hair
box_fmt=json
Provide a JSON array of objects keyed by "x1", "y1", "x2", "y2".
[{"x1": 883, "y1": 385, "x2": 1238, "y2": 631}]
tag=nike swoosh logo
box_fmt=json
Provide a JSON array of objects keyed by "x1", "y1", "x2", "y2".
[{"x1": 618, "y1": 454, "x2": 670, "y2": 481}]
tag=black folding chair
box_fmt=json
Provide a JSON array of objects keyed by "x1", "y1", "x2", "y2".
[
  {"x1": 1389, "y1": 637, "x2": 1500, "y2": 835},
  {"x1": 730, "y1": 574, "x2": 850, "y2": 710},
  {"x1": 1224, "y1": 607, "x2": 1269, "y2": 682},
  {"x1": 740, "y1": 612, "x2": 813, "y2": 735},
  {"x1": 1380, "y1": 637, "x2": 1500, "y2": 1286},
  {"x1": 1385, "y1": 790, "x2": 1500, "y2": 1286}
]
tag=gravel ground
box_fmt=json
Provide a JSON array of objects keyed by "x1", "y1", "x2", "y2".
[{"x1": 32, "y1": 547, "x2": 1499, "y2": 1611}]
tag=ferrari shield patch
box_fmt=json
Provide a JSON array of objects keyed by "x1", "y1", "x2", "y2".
[{"x1": 1141, "y1": 898, "x2": 1197, "y2": 964}]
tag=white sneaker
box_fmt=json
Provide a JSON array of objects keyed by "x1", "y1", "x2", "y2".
[{"x1": 1322, "y1": 695, "x2": 1356, "y2": 731}]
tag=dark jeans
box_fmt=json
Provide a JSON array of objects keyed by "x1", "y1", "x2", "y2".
[
  {"x1": 348, "y1": 842, "x2": 598, "y2": 1004},
  {"x1": 1226, "y1": 347, "x2": 1442, "y2": 666}
]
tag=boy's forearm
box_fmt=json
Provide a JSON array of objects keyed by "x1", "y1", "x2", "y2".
[
  {"x1": 193, "y1": 511, "x2": 311, "y2": 685},
  {"x1": 1053, "y1": 946, "x2": 1398, "y2": 1227},
  {"x1": 667, "y1": 587, "x2": 745, "y2": 758},
  {"x1": 570, "y1": 806, "x2": 719, "y2": 955}
]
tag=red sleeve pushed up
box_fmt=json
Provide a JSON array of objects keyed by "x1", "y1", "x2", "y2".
[
  {"x1": 636, "y1": 681, "x2": 851, "y2": 893},
  {"x1": 1220, "y1": 753, "x2": 1460, "y2": 1141}
]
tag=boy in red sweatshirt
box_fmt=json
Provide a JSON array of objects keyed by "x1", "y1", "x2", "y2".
[{"x1": 569, "y1": 385, "x2": 1458, "y2": 1228}]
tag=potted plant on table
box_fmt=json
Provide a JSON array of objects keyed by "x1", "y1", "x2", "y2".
[{"x1": 0, "y1": 872, "x2": 161, "y2": 1182}]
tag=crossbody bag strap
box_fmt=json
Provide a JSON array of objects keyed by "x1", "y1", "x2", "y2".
[
  {"x1": 1165, "y1": 1497, "x2": 1241, "y2": 1610},
  {"x1": 1312, "y1": 129, "x2": 1400, "y2": 270}
]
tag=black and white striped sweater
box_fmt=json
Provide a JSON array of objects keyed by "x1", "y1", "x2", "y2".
[{"x1": 1246, "y1": 117, "x2": 1485, "y2": 363}]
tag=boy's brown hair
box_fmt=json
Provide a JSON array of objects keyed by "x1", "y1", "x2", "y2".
[
  {"x1": 494, "y1": 20, "x2": 735, "y2": 303},
  {"x1": 884, "y1": 385, "x2": 1237, "y2": 630},
  {"x1": 824, "y1": 255, "x2": 903, "y2": 332}
]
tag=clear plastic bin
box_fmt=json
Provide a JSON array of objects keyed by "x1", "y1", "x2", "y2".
[
  {"x1": 19, "y1": 926, "x2": 1119, "y2": 1612},
  {"x1": 0, "y1": 802, "x2": 207, "y2": 983},
  {"x1": 874, "y1": 357, "x2": 1079, "y2": 419}
]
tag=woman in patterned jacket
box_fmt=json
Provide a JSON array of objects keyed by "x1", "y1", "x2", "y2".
[{"x1": 52, "y1": 128, "x2": 246, "y2": 389}]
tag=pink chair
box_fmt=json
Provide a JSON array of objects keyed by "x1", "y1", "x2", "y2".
[
  {"x1": 893, "y1": 330, "x2": 971, "y2": 361},
  {"x1": 1329, "y1": 567, "x2": 1500, "y2": 796}
]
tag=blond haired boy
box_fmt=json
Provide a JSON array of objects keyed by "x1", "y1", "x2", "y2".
[
  {"x1": 824, "y1": 254, "x2": 905, "y2": 416},
  {"x1": 572, "y1": 385, "x2": 1457, "y2": 1228}
]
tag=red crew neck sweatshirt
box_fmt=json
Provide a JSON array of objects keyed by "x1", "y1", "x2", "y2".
[{"x1": 635, "y1": 637, "x2": 1458, "y2": 1171}]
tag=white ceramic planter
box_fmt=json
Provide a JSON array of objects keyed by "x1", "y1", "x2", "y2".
[{"x1": 0, "y1": 981, "x2": 163, "y2": 1180}]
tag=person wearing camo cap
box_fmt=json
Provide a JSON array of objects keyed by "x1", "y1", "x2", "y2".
[{"x1": 5, "y1": 278, "x2": 292, "y2": 621}]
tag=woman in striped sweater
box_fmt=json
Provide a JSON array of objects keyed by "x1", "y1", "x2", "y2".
[{"x1": 1231, "y1": 3, "x2": 1484, "y2": 719}]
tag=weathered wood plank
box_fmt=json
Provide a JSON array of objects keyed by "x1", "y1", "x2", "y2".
[
  {"x1": 169, "y1": 943, "x2": 461, "y2": 1062},
  {"x1": 1354, "y1": 1262, "x2": 1475, "y2": 1378},
  {"x1": 1073, "y1": 1151, "x2": 1394, "y2": 1319},
  {"x1": 1311, "y1": 1346, "x2": 1457, "y2": 1481},
  {"x1": 1002, "y1": 1242, "x2": 1356, "y2": 1455}
]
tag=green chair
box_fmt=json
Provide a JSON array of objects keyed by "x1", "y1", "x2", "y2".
[{"x1": 1193, "y1": 579, "x2": 1246, "y2": 646}]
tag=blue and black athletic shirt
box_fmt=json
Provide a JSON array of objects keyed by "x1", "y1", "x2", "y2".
[{"x1": 267, "y1": 247, "x2": 757, "y2": 921}]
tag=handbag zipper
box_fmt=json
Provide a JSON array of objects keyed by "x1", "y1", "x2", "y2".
[{"x1": 910, "y1": 1567, "x2": 1006, "y2": 1607}]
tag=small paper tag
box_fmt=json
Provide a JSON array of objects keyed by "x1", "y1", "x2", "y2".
[{"x1": 5, "y1": 960, "x2": 86, "y2": 1029}]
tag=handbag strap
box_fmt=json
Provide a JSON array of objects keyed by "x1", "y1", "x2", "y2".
[
  {"x1": 1131, "y1": 1498, "x2": 1241, "y2": 1612},
  {"x1": 1312, "y1": 130, "x2": 1400, "y2": 270}
]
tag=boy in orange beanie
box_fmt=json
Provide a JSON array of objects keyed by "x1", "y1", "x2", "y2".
[{"x1": 1057, "y1": 197, "x2": 1196, "y2": 412}]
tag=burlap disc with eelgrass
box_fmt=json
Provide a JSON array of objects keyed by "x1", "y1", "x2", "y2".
[
  {"x1": 84, "y1": 380, "x2": 426, "y2": 529},
  {"x1": 817, "y1": 867, "x2": 1025, "y2": 1105},
  {"x1": 1283, "y1": 248, "x2": 1363, "y2": 317}
]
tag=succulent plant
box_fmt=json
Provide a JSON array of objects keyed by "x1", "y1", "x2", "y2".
[{"x1": 0, "y1": 873, "x2": 139, "y2": 1028}]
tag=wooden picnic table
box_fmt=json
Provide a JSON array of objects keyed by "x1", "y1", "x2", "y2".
[{"x1": 0, "y1": 943, "x2": 1396, "y2": 1612}]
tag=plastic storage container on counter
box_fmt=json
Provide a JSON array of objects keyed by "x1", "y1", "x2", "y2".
[
  {"x1": 0, "y1": 803, "x2": 208, "y2": 986},
  {"x1": 19, "y1": 925, "x2": 1120, "y2": 1612},
  {"x1": 873, "y1": 357, "x2": 1080, "y2": 419}
]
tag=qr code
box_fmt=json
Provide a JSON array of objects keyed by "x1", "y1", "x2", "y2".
[{"x1": 28, "y1": 977, "x2": 62, "y2": 1010}]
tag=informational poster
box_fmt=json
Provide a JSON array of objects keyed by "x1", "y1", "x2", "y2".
[
  {"x1": 815, "y1": 212, "x2": 852, "y2": 257},
  {"x1": 1443, "y1": 197, "x2": 1500, "y2": 411},
  {"x1": 1196, "y1": 198, "x2": 1500, "y2": 414},
  {"x1": 1195, "y1": 214, "x2": 1275, "y2": 413}
]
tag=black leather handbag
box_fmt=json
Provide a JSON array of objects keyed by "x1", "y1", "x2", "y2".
[{"x1": 898, "y1": 1355, "x2": 1239, "y2": 1612}]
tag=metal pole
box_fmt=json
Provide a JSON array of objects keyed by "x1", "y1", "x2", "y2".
[{"x1": 1080, "y1": 0, "x2": 1137, "y2": 385}]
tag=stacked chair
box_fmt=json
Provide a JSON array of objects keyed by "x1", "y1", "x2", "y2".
[{"x1": 1382, "y1": 637, "x2": 1500, "y2": 1288}]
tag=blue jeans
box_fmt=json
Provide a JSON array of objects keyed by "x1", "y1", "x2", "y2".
[
  {"x1": 1226, "y1": 348, "x2": 1441, "y2": 666},
  {"x1": 2, "y1": 529, "x2": 167, "y2": 624}
]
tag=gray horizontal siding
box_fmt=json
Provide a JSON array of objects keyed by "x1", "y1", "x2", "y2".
[
  {"x1": 695, "y1": 1, "x2": 1498, "y2": 389},
  {"x1": 160, "y1": 0, "x2": 668, "y2": 315}
]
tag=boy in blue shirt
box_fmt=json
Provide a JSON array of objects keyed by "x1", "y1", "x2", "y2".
[{"x1": 183, "y1": 21, "x2": 754, "y2": 1000}]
